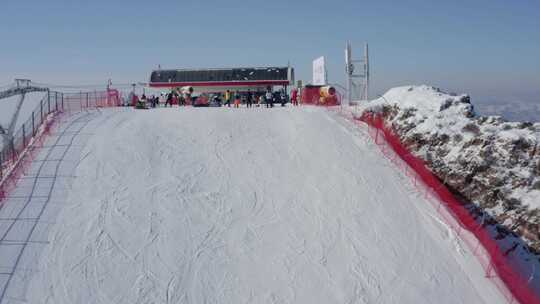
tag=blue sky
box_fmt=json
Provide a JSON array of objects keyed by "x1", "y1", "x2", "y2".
[{"x1": 1, "y1": 0, "x2": 539, "y2": 103}]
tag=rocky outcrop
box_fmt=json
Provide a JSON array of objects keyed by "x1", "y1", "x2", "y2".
[{"x1": 358, "y1": 86, "x2": 540, "y2": 253}]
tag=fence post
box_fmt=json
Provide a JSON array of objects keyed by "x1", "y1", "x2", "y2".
[
  {"x1": 485, "y1": 261, "x2": 494, "y2": 278},
  {"x1": 22, "y1": 125, "x2": 26, "y2": 148},
  {"x1": 0, "y1": 153, "x2": 3, "y2": 180},
  {"x1": 55, "y1": 92, "x2": 58, "y2": 111},
  {"x1": 32, "y1": 111, "x2": 35, "y2": 136},
  {"x1": 40, "y1": 99, "x2": 43, "y2": 122},
  {"x1": 10, "y1": 138, "x2": 15, "y2": 162},
  {"x1": 47, "y1": 90, "x2": 51, "y2": 114},
  {"x1": 61, "y1": 93, "x2": 64, "y2": 111},
  {"x1": 86, "y1": 92, "x2": 89, "y2": 108}
]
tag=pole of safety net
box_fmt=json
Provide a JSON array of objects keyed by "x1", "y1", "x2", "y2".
[
  {"x1": 79, "y1": 92, "x2": 83, "y2": 110},
  {"x1": 47, "y1": 90, "x2": 51, "y2": 114},
  {"x1": 345, "y1": 41, "x2": 352, "y2": 106},
  {"x1": 10, "y1": 138, "x2": 15, "y2": 163},
  {"x1": 22, "y1": 125, "x2": 26, "y2": 149}
]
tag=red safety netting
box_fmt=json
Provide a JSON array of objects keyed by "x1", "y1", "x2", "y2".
[
  {"x1": 62, "y1": 89, "x2": 121, "y2": 114},
  {"x1": 353, "y1": 111, "x2": 540, "y2": 304},
  {"x1": 0, "y1": 89, "x2": 121, "y2": 205},
  {"x1": 0, "y1": 111, "x2": 60, "y2": 204}
]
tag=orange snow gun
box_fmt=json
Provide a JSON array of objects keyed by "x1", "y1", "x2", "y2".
[{"x1": 319, "y1": 86, "x2": 338, "y2": 105}]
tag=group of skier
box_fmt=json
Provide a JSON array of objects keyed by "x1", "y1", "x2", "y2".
[
  {"x1": 222, "y1": 87, "x2": 299, "y2": 108},
  {"x1": 126, "y1": 87, "x2": 300, "y2": 109},
  {"x1": 162, "y1": 91, "x2": 193, "y2": 107},
  {"x1": 127, "y1": 91, "x2": 194, "y2": 109}
]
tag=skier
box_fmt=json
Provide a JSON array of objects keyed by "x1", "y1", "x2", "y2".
[
  {"x1": 131, "y1": 94, "x2": 139, "y2": 107},
  {"x1": 185, "y1": 93, "x2": 191, "y2": 106},
  {"x1": 265, "y1": 90, "x2": 273, "y2": 108},
  {"x1": 241, "y1": 94, "x2": 247, "y2": 108},
  {"x1": 291, "y1": 88, "x2": 298, "y2": 106},
  {"x1": 136, "y1": 94, "x2": 147, "y2": 109},
  {"x1": 159, "y1": 93, "x2": 165, "y2": 107},
  {"x1": 280, "y1": 89, "x2": 287, "y2": 107},
  {"x1": 246, "y1": 90, "x2": 253, "y2": 108},
  {"x1": 234, "y1": 92, "x2": 241, "y2": 108},
  {"x1": 212, "y1": 94, "x2": 222, "y2": 107},
  {"x1": 178, "y1": 94, "x2": 184, "y2": 106},
  {"x1": 224, "y1": 90, "x2": 232, "y2": 107},
  {"x1": 165, "y1": 92, "x2": 173, "y2": 107}
]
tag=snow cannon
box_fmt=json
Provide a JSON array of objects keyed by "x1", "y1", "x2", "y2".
[
  {"x1": 320, "y1": 86, "x2": 336, "y2": 98},
  {"x1": 319, "y1": 86, "x2": 339, "y2": 105},
  {"x1": 301, "y1": 85, "x2": 340, "y2": 106}
]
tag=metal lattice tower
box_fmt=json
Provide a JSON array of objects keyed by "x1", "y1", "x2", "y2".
[
  {"x1": 0, "y1": 79, "x2": 49, "y2": 149},
  {"x1": 345, "y1": 42, "x2": 370, "y2": 104},
  {"x1": 0, "y1": 79, "x2": 48, "y2": 100}
]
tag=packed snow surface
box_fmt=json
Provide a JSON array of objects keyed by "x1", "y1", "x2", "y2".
[{"x1": 8, "y1": 107, "x2": 505, "y2": 303}]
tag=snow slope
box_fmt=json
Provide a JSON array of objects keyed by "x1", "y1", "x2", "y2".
[{"x1": 5, "y1": 107, "x2": 506, "y2": 303}]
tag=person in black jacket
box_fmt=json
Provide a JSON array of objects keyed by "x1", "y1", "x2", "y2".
[
  {"x1": 272, "y1": 91, "x2": 280, "y2": 108},
  {"x1": 265, "y1": 90, "x2": 273, "y2": 108},
  {"x1": 165, "y1": 93, "x2": 173, "y2": 107},
  {"x1": 280, "y1": 89, "x2": 287, "y2": 107},
  {"x1": 246, "y1": 90, "x2": 253, "y2": 108}
]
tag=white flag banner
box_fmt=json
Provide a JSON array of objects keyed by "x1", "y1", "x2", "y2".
[{"x1": 312, "y1": 56, "x2": 327, "y2": 86}]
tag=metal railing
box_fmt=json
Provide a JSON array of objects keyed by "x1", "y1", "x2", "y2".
[{"x1": 0, "y1": 89, "x2": 120, "y2": 185}]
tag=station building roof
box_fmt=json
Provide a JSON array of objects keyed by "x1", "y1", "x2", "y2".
[{"x1": 149, "y1": 67, "x2": 293, "y2": 91}]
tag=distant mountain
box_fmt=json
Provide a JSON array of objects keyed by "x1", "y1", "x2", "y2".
[{"x1": 475, "y1": 100, "x2": 540, "y2": 122}]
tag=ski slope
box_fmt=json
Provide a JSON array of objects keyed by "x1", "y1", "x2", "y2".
[{"x1": 3, "y1": 107, "x2": 506, "y2": 303}]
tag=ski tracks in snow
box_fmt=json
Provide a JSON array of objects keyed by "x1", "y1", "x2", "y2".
[{"x1": 20, "y1": 107, "x2": 506, "y2": 303}]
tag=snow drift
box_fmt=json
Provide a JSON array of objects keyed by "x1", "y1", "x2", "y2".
[{"x1": 355, "y1": 85, "x2": 540, "y2": 254}]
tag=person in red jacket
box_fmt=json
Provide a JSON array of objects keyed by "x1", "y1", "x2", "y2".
[
  {"x1": 291, "y1": 88, "x2": 298, "y2": 106},
  {"x1": 131, "y1": 94, "x2": 139, "y2": 107}
]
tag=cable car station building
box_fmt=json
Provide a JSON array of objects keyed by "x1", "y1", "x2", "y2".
[{"x1": 148, "y1": 67, "x2": 294, "y2": 93}]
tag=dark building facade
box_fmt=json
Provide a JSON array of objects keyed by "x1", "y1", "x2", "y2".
[{"x1": 149, "y1": 67, "x2": 294, "y2": 92}]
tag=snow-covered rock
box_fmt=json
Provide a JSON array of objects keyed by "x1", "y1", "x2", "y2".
[{"x1": 356, "y1": 85, "x2": 540, "y2": 253}]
